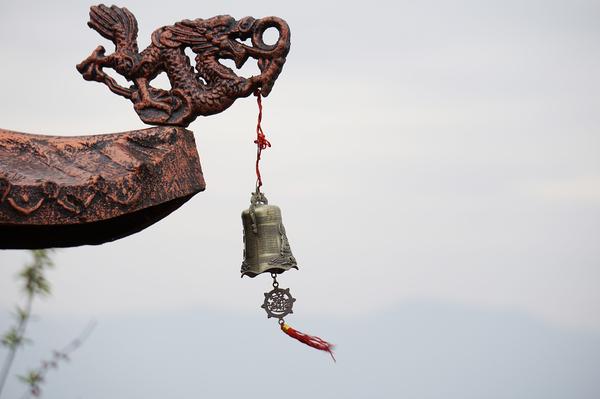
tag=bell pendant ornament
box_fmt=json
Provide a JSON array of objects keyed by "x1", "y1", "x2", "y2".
[
  {"x1": 241, "y1": 191, "x2": 298, "y2": 277},
  {"x1": 239, "y1": 94, "x2": 333, "y2": 360}
]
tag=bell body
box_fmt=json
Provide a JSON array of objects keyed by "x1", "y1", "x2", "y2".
[{"x1": 241, "y1": 196, "x2": 298, "y2": 277}]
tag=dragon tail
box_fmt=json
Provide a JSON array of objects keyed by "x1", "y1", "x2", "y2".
[{"x1": 88, "y1": 4, "x2": 139, "y2": 52}]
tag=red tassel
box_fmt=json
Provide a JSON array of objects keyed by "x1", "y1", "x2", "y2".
[{"x1": 281, "y1": 323, "x2": 336, "y2": 362}]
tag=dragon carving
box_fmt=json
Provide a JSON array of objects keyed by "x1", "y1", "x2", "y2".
[{"x1": 77, "y1": 5, "x2": 290, "y2": 127}]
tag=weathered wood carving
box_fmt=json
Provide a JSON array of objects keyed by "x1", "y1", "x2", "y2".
[
  {"x1": 77, "y1": 5, "x2": 290, "y2": 126},
  {"x1": 0, "y1": 127, "x2": 204, "y2": 248}
]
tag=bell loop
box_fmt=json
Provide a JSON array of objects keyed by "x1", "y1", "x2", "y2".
[
  {"x1": 249, "y1": 190, "x2": 269, "y2": 233},
  {"x1": 250, "y1": 190, "x2": 268, "y2": 206}
]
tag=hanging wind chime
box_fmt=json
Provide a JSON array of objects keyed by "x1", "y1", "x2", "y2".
[
  {"x1": 0, "y1": 3, "x2": 334, "y2": 361},
  {"x1": 240, "y1": 91, "x2": 335, "y2": 361}
]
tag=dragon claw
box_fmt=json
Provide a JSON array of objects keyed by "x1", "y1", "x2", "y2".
[
  {"x1": 94, "y1": 45, "x2": 106, "y2": 57},
  {"x1": 76, "y1": 46, "x2": 109, "y2": 82},
  {"x1": 133, "y1": 98, "x2": 172, "y2": 113},
  {"x1": 76, "y1": 60, "x2": 104, "y2": 82}
]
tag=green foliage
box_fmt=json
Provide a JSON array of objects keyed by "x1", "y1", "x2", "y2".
[
  {"x1": 17, "y1": 371, "x2": 43, "y2": 397},
  {"x1": 0, "y1": 249, "x2": 54, "y2": 398},
  {"x1": 1, "y1": 250, "x2": 94, "y2": 398},
  {"x1": 19, "y1": 249, "x2": 54, "y2": 297},
  {"x1": 1, "y1": 327, "x2": 32, "y2": 350},
  {"x1": 0, "y1": 250, "x2": 54, "y2": 352},
  {"x1": 1, "y1": 328, "x2": 22, "y2": 350},
  {"x1": 14, "y1": 306, "x2": 29, "y2": 323},
  {"x1": 17, "y1": 370, "x2": 43, "y2": 386}
]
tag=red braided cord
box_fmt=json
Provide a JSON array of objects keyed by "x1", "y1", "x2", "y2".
[
  {"x1": 254, "y1": 90, "x2": 271, "y2": 191},
  {"x1": 281, "y1": 323, "x2": 336, "y2": 362}
]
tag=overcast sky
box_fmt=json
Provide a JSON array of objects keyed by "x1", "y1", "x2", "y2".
[{"x1": 1, "y1": 0, "x2": 599, "y2": 398}]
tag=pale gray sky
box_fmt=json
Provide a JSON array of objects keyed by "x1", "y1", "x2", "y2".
[{"x1": 1, "y1": 0, "x2": 599, "y2": 397}]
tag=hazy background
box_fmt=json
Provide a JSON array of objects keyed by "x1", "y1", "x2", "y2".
[{"x1": 1, "y1": 0, "x2": 599, "y2": 397}]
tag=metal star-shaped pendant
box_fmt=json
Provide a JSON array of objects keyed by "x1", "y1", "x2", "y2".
[{"x1": 261, "y1": 287, "x2": 296, "y2": 320}]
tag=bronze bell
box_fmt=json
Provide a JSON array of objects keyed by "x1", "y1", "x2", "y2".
[{"x1": 241, "y1": 191, "x2": 298, "y2": 277}]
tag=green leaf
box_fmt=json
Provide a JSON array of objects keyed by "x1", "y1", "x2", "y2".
[
  {"x1": 17, "y1": 370, "x2": 43, "y2": 385},
  {"x1": 2, "y1": 328, "x2": 22, "y2": 349},
  {"x1": 13, "y1": 306, "x2": 29, "y2": 323}
]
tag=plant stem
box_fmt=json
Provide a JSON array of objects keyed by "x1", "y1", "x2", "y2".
[
  {"x1": 19, "y1": 320, "x2": 97, "y2": 399},
  {"x1": 0, "y1": 292, "x2": 34, "y2": 398}
]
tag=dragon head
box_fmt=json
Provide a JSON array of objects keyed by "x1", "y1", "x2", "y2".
[
  {"x1": 165, "y1": 14, "x2": 290, "y2": 96},
  {"x1": 220, "y1": 16, "x2": 290, "y2": 72},
  {"x1": 227, "y1": 15, "x2": 291, "y2": 96},
  {"x1": 206, "y1": 16, "x2": 257, "y2": 69}
]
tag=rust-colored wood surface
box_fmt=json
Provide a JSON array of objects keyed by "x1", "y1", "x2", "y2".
[{"x1": 0, "y1": 127, "x2": 205, "y2": 248}]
